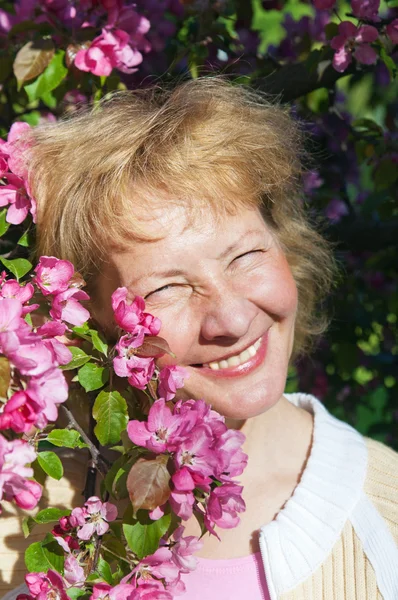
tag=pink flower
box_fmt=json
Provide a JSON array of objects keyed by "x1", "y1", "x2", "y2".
[
  {"x1": 114, "y1": 337, "x2": 155, "y2": 390},
  {"x1": 75, "y1": 28, "x2": 143, "y2": 76},
  {"x1": 0, "y1": 390, "x2": 41, "y2": 433},
  {"x1": 157, "y1": 365, "x2": 188, "y2": 401},
  {"x1": 174, "y1": 426, "x2": 216, "y2": 477},
  {"x1": 325, "y1": 197, "x2": 349, "y2": 222},
  {"x1": 91, "y1": 583, "x2": 137, "y2": 600},
  {"x1": 36, "y1": 321, "x2": 73, "y2": 365},
  {"x1": 331, "y1": 22, "x2": 379, "y2": 72},
  {"x1": 0, "y1": 435, "x2": 42, "y2": 511},
  {"x1": 215, "y1": 429, "x2": 248, "y2": 477},
  {"x1": 64, "y1": 555, "x2": 85, "y2": 587},
  {"x1": 27, "y1": 367, "x2": 69, "y2": 423},
  {"x1": 169, "y1": 468, "x2": 196, "y2": 520},
  {"x1": 1, "y1": 280, "x2": 36, "y2": 315},
  {"x1": 313, "y1": 0, "x2": 336, "y2": 8},
  {"x1": 2, "y1": 122, "x2": 31, "y2": 179},
  {"x1": 0, "y1": 173, "x2": 32, "y2": 224},
  {"x1": 24, "y1": 570, "x2": 69, "y2": 600},
  {"x1": 50, "y1": 288, "x2": 90, "y2": 326},
  {"x1": 34, "y1": 256, "x2": 74, "y2": 296},
  {"x1": 170, "y1": 526, "x2": 202, "y2": 573},
  {"x1": 351, "y1": 0, "x2": 380, "y2": 22},
  {"x1": 386, "y1": 19, "x2": 398, "y2": 45},
  {"x1": 73, "y1": 496, "x2": 117, "y2": 540},
  {"x1": 205, "y1": 483, "x2": 246, "y2": 531},
  {"x1": 127, "y1": 399, "x2": 183, "y2": 452},
  {"x1": 111, "y1": 288, "x2": 160, "y2": 336},
  {"x1": 8, "y1": 336, "x2": 55, "y2": 377},
  {"x1": 134, "y1": 548, "x2": 180, "y2": 584}
]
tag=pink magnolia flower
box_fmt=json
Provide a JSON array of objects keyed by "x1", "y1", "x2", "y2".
[
  {"x1": 313, "y1": 0, "x2": 336, "y2": 8},
  {"x1": 73, "y1": 496, "x2": 117, "y2": 540},
  {"x1": 34, "y1": 256, "x2": 74, "y2": 296},
  {"x1": 351, "y1": 0, "x2": 380, "y2": 22},
  {"x1": 331, "y1": 22, "x2": 379, "y2": 72},
  {"x1": 50, "y1": 288, "x2": 90, "y2": 326},
  {"x1": 170, "y1": 526, "x2": 202, "y2": 573},
  {"x1": 205, "y1": 483, "x2": 246, "y2": 531},
  {"x1": 114, "y1": 337, "x2": 155, "y2": 390},
  {"x1": 75, "y1": 28, "x2": 143, "y2": 76},
  {"x1": 386, "y1": 19, "x2": 398, "y2": 45},
  {"x1": 0, "y1": 435, "x2": 42, "y2": 511},
  {"x1": 157, "y1": 365, "x2": 188, "y2": 401},
  {"x1": 127, "y1": 398, "x2": 183, "y2": 453}
]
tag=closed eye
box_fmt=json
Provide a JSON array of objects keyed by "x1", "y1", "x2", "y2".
[
  {"x1": 144, "y1": 284, "x2": 174, "y2": 299},
  {"x1": 233, "y1": 249, "x2": 264, "y2": 262}
]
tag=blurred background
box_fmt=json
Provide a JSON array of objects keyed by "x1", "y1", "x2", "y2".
[{"x1": 0, "y1": 0, "x2": 397, "y2": 446}]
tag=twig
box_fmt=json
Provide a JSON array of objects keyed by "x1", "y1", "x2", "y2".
[
  {"x1": 91, "y1": 534, "x2": 103, "y2": 574},
  {"x1": 60, "y1": 404, "x2": 110, "y2": 474}
]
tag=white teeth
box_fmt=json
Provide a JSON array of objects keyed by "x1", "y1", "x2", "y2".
[{"x1": 205, "y1": 338, "x2": 262, "y2": 370}]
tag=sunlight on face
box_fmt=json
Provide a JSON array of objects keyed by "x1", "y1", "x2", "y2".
[{"x1": 97, "y1": 205, "x2": 298, "y2": 420}]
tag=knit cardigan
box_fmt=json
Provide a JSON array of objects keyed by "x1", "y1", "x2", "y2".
[{"x1": 1, "y1": 393, "x2": 398, "y2": 600}]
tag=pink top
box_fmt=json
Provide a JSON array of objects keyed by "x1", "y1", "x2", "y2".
[{"x1": 180, "y1": 552, "x2": 270, "y2": 600}]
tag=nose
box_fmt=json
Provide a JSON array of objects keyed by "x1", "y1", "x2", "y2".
[{"x1": 199, "y1": 285, "x2": 258, "y2": 342}]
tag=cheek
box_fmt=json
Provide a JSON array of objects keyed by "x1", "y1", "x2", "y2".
[{"x1": 250, "y1": 256, "x2": 298, "y2": 320}]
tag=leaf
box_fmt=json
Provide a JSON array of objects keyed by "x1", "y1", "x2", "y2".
[
  {"x1": 92, "y1": 390, "x2": 129, "y2": 446},
  {"x1": 37, "y1": 451, "x2": 64, "y2": 480},
  {"x1": 67, "y1": 588, "x2": 90, "y2": 600},
  {"x1": 62, "y1": 346, "x2": 92, "y2": 370},
  {"x1": 25, "y1": 535, "x2": 64, "y2": 573},
  {"x1": 33, "y1": 507, "x2": 71, "y2": 524},
  {"x1": 104, "y1": 455, "x2": 138, "y2": 500},
  {"x1": 137, "y1": 336, "x2": 175, "y2": 359},
  {"x1": 0, "y1": 209, "x2": 10, "y2": 237},
  {"x1": 78, "y1": 362, "x2": 109, "y2": 392},
  {"x1": 47, "y1": 428, "x2": 88, "y2": 449},
  {"x1": 17, "y1": 229, "x2": 32, "y2": 247},
  {"x1": 22, "y1": 517, "x2": 35, "y2": 538},
  {"x1": 13, "y1": 39, "x2": 55, "y2": 88},
  {"x1": 96, "y1": 556, "x2": 113, "y2": 585},
  {"x1": 90, "y1": 329, "x2": 108, "y2": 356},
  {"x1": 380, "y1": 47, "x2": 397, "y2": 80},
  {"x1": 123, "y1": 507, "x2": 171, "y2": 559},
  {"x1": 25, "y1": 50, "x2": 68, "y2": 103},
  {"x1": 0, "y1": 356, "x2": 10, "y2": 397},
  {"x1": 127, "y1": 455, "x2": 171, "y2": 513},
  {"x1": 0, "y1": 257, "x2": 32, "y2": 280}
]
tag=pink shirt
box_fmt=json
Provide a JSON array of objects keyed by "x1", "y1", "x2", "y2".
[{"x1": 180, "y1": 552, "x2": 270, "y2": 600}]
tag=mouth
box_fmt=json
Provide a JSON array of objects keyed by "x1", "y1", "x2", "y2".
[{"x1": 189, "y1": 332, "x2": 269, "y2": 379}]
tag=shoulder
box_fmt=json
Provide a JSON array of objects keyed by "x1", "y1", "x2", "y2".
[{"x1": 363, "y1": 437, "x2": 398, "y2": 544}]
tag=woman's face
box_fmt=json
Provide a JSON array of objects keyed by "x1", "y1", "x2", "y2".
[{"x1": 97, "y1": 204, "x2": 298, "y2": 421}]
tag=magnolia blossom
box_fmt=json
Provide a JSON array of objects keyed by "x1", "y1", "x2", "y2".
[
  {"x1": 0, "y1": 435, "x2": 42, "y2": 511},
  {"x1": 70, "y1": 496, "x2": 117, "y2": 540},
  {"x1": 331, "y1": 22, "x2": 379, "y2": 72},
  {"x1": 158, "y1": 365, "x2": 188, "y2": 401}
]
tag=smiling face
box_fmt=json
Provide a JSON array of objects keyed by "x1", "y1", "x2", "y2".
[{"x1": 96, "y1": 204, "x2": 298, "y2": 421}]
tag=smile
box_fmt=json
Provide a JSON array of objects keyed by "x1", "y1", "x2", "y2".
[{"x1": 191, "y1": 332, "x2": 269, "y2": 379}]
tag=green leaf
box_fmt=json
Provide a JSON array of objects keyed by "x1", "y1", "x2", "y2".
[
  {"x1": 37, "y1": 451, "x2": 64, "y2": 480},
  {"x1": 0, "y1": 257, "x2": 32, "y2": 280},
  {"x1": 67, "y1": 588, "x2": 90, "y2": 600},
  {"x1": 17, "y1": 229, "x2": 32, "y2": 247},
  {"x1": 22, "y1": 517, "x2": 35, "y2": 538},
  {"x1": 92, "y1": 390, "x2": 129, "y2": 446},
  {"x1": 47, "y1": 428, "x2": 88, "y2": 449},
  {"x1": 78, "y1": 363, "x2": 109, "y2": 392},
  {"x1": 96, "y1": 556, "x2": 113, "y2": 585},
  {"x1": 25, "y1": 51, "x2": 68, "y2": 102},
  {"x1": 62, "y1": 346, "x2": 92, "y2": 370},
  {"x1": 0, "y1": 209, "x2": 10, "y2": 237},
  {"x1": 123, "y1": 508, "x2": 171, "y2": 559},
  {"x1": 25, "y1": 535, "x2": 64, "y2": 573},
  {"x1": 34, "y1": 507, "x2": 71, "y2": 524},
  {"x1": 104, "y1": 455, "x2": 135, "y2": 500},
  {"x1": 90, "y1": 329, "x2": 108, "y2": 356},
  {"x1": 380, "y1": 47, "x2": 397, "y2": 80}
]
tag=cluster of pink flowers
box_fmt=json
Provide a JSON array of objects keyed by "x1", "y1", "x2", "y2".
[
  {"x1": 0, "y1": 122, "x2": 36, "y2": 225},
  {"x1": 0, "y1": 256, "x2": 90, "y2": 441},
  {"x1": 0, "y1": 435, "x2": 42, "y2": 512},
  {"x1": 112, "y1": 287, "x2": 186, "y2": 396},
  {"x1": 128, "y1": 397, "x2": 247, "y2": 535}
]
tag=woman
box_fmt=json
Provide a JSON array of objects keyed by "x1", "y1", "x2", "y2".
[{"x1": 2, "y1": 79, "x2": 398, "y2": 599}]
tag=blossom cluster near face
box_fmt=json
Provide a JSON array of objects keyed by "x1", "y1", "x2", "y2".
[{"x1": 128, "y1": 398, "x2": 247, "y2": 535}]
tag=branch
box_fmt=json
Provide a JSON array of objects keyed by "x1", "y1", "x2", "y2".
[{"x1": 60, "y1": 404, "x2": 110, "y2": 475}]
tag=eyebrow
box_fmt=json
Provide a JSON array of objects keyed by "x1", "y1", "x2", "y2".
[{"x1": 128, "y1": 228, "x2": 266, "y2": 287}]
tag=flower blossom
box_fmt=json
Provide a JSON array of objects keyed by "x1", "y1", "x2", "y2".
[
  {"x1": 158, "y1": 365, "x2": 188, "y2": 401},
  {"x1": 34, "y1": 256, "x2": 74, "y2": 296},
  {"x1": 351, "y1": 0, "x2": 380, "y2": 22},
  {"x1": 70, "y1": 496, "x2": 117, "y2": 540},
  {"x1": 18, "y1": 570, "x2": 69, "y2": 600},
  {"x1": 0, "y1": 435, "x2": 42, "y2": 511},
  {"x1": 75, "y1": 28, "x2": 144, "y2": 76},
  {"x1": 112, "y1": 288, "x2": 160, "y2": 336},
  {"x1": 205, "y1": 482, "x2": 246, "y2": 532},
  {"x1": 331, "y1": 22, "x2": 379, "y2": 72},
  {"x1": 313, "y1": 0, "x2": 336, "y2": 8},
  {"x1": 50, "y1": 287, "x2": 90, "y2": 326},
  {"x1": 169, "y1": 526, "x2": 203, "y2": 573},
  {"x1": 386, "y1": 19, "x2": 398, "y2": 45},
  {"x1": 127, "y1": 398, "x2": 183, "y2": 453},
  {"x1": 0, "y1": 173, "x2": 33, "y2": 225}
]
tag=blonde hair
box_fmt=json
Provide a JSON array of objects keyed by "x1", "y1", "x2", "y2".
[{"x1": 27, "y1": 78, "x2": 334, "y2": 355}]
